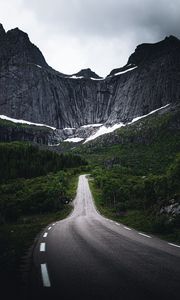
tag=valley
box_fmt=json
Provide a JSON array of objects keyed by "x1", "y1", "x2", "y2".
[{"x1": 0, "y1": 23, "x2": 179, "y2": 300}]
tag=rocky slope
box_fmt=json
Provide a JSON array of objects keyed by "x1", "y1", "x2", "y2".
[
  {"x1": 0, "y1": 24, "x2": 180, "y2": 134},
  {"x1": 0, "y1": 118, "x2": 57, "y2": 144},
  {"x1": 80, "y1": 102, "x2": 180, "y2": 150}
]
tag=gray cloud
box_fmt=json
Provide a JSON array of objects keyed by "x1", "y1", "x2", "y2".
[
  {"x1": 0, "y1": 0, "x2": 180, "y2": 76},
  {"x1": 23, "y1": 0, "x2": 180, "y2": 37}
]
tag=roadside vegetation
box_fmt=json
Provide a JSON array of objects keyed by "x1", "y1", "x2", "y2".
[
  {"x1": 0, "y1": 141, "x2": 87, "y2": 298},
  {"x1": 80, "y1": 108, "x2": 180, "y2": 243}
]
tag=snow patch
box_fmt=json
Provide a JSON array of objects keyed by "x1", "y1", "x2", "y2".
[
  {"x1": 64, "y1": 127, "x2": 76, "y2": 130},
  {"x1": 69, "y1": 75, "x2": 84, "y2": 79},
  {"x1": 129, "y1": 104, "x2": 170, "y2": 124},
  {"x1": 90, "y1": 77, "x2": 104, "y2": 81},
  {"x1": 0, "y1": 115, "x2": 56, "y2": 130},
  {"x1": 48, "y1": 143, "x2": 60, "y2": 147},
  {"x1": 113, "y1": 66, "x2": 138, "y2": 76},
  {"x1": 35, "y1": 64, "x2": 42, "y2": 69},
  {"x1": 84, "y1": 123, "x2": 125, "y2": 143},
  {"x1": 81, "y1": 123, "x2": 103, "y2": 128},
  {"x1": 84, "y1": 104, "x2": 170, "y2": 143},
  {"x1": 65, "y1": 137, "x2": 84, "y2": 143}
]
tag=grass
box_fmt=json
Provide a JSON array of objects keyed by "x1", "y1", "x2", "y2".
[{"x1": 89, "y1": 179, "x2": 180, "y2": 244}]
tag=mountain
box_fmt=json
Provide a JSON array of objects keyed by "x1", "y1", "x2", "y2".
[
  {"x1": 0, "y1": 24, "x2": 180, "y2": 143},
  {"x1": 71, "y1": 68, "x2": 102, "y2": 79},
  {"x1": 0, "y1": 24, "x2": 48, "y2": 68}
]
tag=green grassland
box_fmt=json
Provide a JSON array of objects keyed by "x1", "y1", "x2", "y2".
[{"x1": 80, "y1": 107, "x2": 180, "y2": 243}]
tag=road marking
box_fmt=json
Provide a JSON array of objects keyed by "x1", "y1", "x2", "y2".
[
  {"x1": 168, "y1": 242, "x2": 180, "y2": 248},
  {"x1": 40, "y1": 242, "x2": 46, "y2": 252},
  {"x1": 52, "y1": 223, "x2": 55, "y2": 226},
  {"x1": 43, "y1": 232, "x2": 48, "y2": 238},
  {"x1": 41, "y1": 264, "x2": 51, "y2": 287},
  {"x1": 138, "y1": 232, "x2": 152, "y2": 238},
  {"x1": 115, "y1": 222, "x2": 120, "y2": 226},
  {"x1": 124, "y1": 226, "x2": 132, "y2": 231},
  {"x1": 124, "y1": 226, "x2": 132, "y2": 230},
  {"x1": 48, "y1": 226, "x2": 52, "y2": 230},
  {"x1": 109, "y1": 220, "x2": 114, "y2": 223}
]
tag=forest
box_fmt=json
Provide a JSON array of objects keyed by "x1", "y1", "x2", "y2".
[{"x1": 0, "y1": 141, "x2": 87, "y2": 182}]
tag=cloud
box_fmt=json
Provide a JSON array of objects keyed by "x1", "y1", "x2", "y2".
[{"x1": 0, "y1": 0, "x2": 180, "y2": 76}]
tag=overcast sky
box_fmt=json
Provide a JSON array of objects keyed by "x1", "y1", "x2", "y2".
[{"x1": 0, "y1": 0, "x2": 180, "y2": 76}]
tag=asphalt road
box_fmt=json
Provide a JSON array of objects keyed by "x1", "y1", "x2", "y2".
[{"x1": 30, "y1": 175, "x2": 180, "y2": 300}]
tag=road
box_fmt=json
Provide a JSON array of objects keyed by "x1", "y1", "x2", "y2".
[{"x1": 30, "y1": 175, "x2": 180, "y2": 300}]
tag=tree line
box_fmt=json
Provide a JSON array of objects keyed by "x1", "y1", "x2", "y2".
[{"x1": 0, "y1": 142, "x2": 87, "y2": 182}]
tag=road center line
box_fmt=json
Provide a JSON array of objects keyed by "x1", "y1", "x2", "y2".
[
  {"x1": 48, "y1": 226, "x2": 52, "y2": 230},
  {"x1": 43, "y1": 232, "x2": 48, "y2": 238},
  {"x1": 138, "y1": 232, "x2": 151, "y2": 238},
  {"x1": 40, "y1": 242, "x2": 46, "y2": 252},
  {"x1": 124, "y1": 226, "x2": 131, "y2": 231},
  {"x1": 41, "y1": 264, "x2": 51, "y2": 287},
  {"x1": 168, "y1": 242, "x2": 180, "y2": 248}
]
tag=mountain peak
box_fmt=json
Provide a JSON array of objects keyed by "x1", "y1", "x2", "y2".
[
  {"x1": 127, "y1": 35, "x2": 180, "y2": 66},
  {"x1": 72, "y1": 68, "x2": 102, "y2": 79},
  {"x1": 0, "y1": 23, "x2": 6, "y2": 38},
  {"x1": 164, "y1": 35, "x2": 179, "y2": 42},
  {"x1": 0, "y1": 24, "x2": 48, "y2": 68},
  {"x1": 6, "y1": 27, "x2": 30, "y2": 42}
]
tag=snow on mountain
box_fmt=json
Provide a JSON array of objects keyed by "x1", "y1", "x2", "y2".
[
  {"x1": 81, "y1": 124, "x2": 103, "y2": 128},
  {"x1": 84, "y1": 123, "x2": 125, "y2": 143},
  {"x1": 0, "y1": 115, "x2": 56, "y2": 130},
  {"x1": 0, "y1": 104, "x2": 171, "y2": 145},
  {"x1": 90, "y1": 77, "x2": 104, "y2": 81},
  {"x1": 68, "y1": 75, "x2": 84, "y2": 79},
  {"x1": 65, "y1": 137, "x2": 84, "y2": 143},
  {"x1": 35, "y1": 64, "x2": 42, "y2": 68},
  {"x1": 112, "y1": 66, "x2": 138, "y2": 76},
  {"x1": 83, "y1": 104, "x2": 171, "y2": 144},
  {"x1": 128, "y1": 103, "x2": 170, "y2": 124}
]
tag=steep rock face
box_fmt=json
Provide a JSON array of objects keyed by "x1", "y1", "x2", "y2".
[
  {"x1": 0, "y1": 115, "x2": 63, "y2": 144},
  {"x1": 81, "y1": 103, "x2": 180, "y2": 150},
  {"x1": 0, "y1": 24, "x2": 180, "y2": 129},
  {"x1": 0, "y1": 121, "x2": 56, "y2": 144}
]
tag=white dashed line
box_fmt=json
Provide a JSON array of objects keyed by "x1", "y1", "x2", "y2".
[
  {"x1": 109, "y1": 220, "x2": 114, "y2": 223},
  {"x1": 115, "y1": 222, "x2": 120, "y2": 226},
  {"x1": 41, "y1": 264, "x2": 51, "y2": 287},
  {"x1": 168, "y1": 243, "x2": 180, "y2": 248},
  {"x1": 48, "y1": 226, "x2": 52, "y2": 230},
  {"x1": 43, "y1": 232, "x2": 48, "y2": 238},
  {"x1": 124, "y1": 226, "x2": 132, "y2": 231},
  {"x1": 40, "y1": 242, "x2": 46, "y2": 252},
  {"x1": 52, "y1": 223, "x2": 56, "y2": 226},
  {"x1": 138, "y1": 232, "x2": 152, "y2": 238}
]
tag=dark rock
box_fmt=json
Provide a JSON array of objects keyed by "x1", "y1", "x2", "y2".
[
  {"x1": 0, "y1": 25, "x2": 180, "y2": 133},
  {"x1": 72, "y1": 68, "x2": 102, "y2": 79},
  {"x1": 0, "y1": 121, "x2": 58, "y2": 145}
]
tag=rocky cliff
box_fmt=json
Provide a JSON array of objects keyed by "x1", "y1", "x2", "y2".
[{"x1": 0, "y1": 24, "x2": 180, "y2": 130}]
